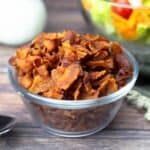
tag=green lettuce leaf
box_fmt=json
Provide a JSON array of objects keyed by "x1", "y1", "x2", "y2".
[{"x1": 90, "y1": 0, "x2": 116, "y2": 35}]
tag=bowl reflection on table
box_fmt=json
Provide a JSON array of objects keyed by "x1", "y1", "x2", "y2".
[{"x1": 79, "y1": 0, "x2": 150, "y2": 75}]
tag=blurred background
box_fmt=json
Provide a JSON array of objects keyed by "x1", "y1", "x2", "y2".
[
  {"x1": 44, "y1": 0, "x2": 89, "y2": 32},
  {"x1": 0, "y1": 0, "x2": 90, "y2": 46}
]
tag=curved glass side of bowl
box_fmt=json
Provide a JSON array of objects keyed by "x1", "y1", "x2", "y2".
[{"x1": 7, "y1": 47, "x2": 138, "y2": 137}]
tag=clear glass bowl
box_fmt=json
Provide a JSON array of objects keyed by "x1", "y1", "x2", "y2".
[
  {"x1": 8, "y1": 48, "x2": 138, "y2": 137},
  {"x1": 79, "y1": 0, "x2": 150, "y2": 75}
]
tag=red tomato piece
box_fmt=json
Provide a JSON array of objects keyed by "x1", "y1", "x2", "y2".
[{"x1": 111, "y1": 0, "x2": 132, "y2": 19}]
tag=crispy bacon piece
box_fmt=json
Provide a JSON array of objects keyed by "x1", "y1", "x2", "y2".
[
  {"x1": 61, "y1": 41, "x2": 78, "y2": 64},
  {"x1": 88, "y1": 70, "x2": 106, "y2": 81},
  {"x1": 73, "y1": 45, "x2": 91, "y2": 60},
  {"x1": 18, "y1": 74, "x2": 33, "y2": 89},
  {"x1": 94, "y1": 50, "x2": 109, "y2": 60},
  {"x1": 15, "y1": 59, "x2": 33, "y2": 73},
  {"x1": 111, "y1": 42, "x2": 132, "y2": 70},
  {"x1": 36, "y1": 64, "x2": 49, "y2": 77},
  {"x1": 29, "y1": 75, "x2": 52, "y2": 94},
  {"x1": 43, "y1": 40, "x2": 56, "y2": 52},
  {"x1": 83, "y1": 71, "x2": 96, "y2": 95},
  {"x1": 27, "y1": 56, "x2": 42, "y2": 67},
  {"x1": 51, "y1": 63, "x2": 81, "y2": 90},
  {"x1": 73, "y1": 80, "x2": 82, "y2": 100},
  {"x1": 97, "y1": 78, "x2": 109, "y2": 96},
  {"x1": 107, "y1": 78, "x2": 118, "y2": 94},
  {"x1": 44, "y1": 88, "x2": 64, "y2": 99},
  {"x1": 16, "y1": 46, "x2": 30, "y2": 59},
  {"x1": 93, "y1": 41, "x2": 110, "y2": 50},
  {"x1": 85, "y1": 33, "x2": 108, "y2": 42},
  {"x1": 110, "y1": 42, "x2": 132, "y2": 86},
  {"x1": 62, "y1": 30, "x2": 76, "y2": 43},
  {"x1": 93, "y1": 74, "x2": 112, "y2": 88},
  {"x1": 79, "y1": 89, "x2": 98, "y2": 100},
  {"x1": 43, "y1": 53, "x2": 58, "y2": 68},
  {"x1": 87, "y1": 58, "x2": 114, "y2": 69},
  {"x1": 88, "y1": 41, "x2": 110, "y2": 54}
]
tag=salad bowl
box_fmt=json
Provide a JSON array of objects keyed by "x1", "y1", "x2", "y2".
[{"x1": 80, "y1": 0, "x2": 150, "y2": 74}]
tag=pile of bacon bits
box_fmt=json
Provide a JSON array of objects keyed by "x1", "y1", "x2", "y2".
[{"x1": 9, "y1": 30, "x2": 133, "y2": 100}]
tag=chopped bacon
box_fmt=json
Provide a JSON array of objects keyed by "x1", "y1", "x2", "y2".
[
  {"x1": 9, "y1": 31, "x2": 133, "y2": 100},
  {"x1": 51, "y1": 64, "x2": 81, "y2": 90}
]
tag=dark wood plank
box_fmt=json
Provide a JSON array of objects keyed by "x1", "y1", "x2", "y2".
[
  {"x1": 0, "y1": 46, "x2": 15, "y2": 71},
  {"x1": 0, "y1": 136, "x2": 150, "y2": 150}
]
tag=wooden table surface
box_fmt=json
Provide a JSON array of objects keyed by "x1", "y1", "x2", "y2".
[{"x1": 0, "y1": 0, "x2": 150, "y2": 149}]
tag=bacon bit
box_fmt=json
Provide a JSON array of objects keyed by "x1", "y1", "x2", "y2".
[
  {"x1": 94, "y1": 50, "x2": 109, "y2": 60},
  {"x1": 44, "y1": 88, "x2": 64, "y2": 99},
  {"x1": 111, "y1": 42, "x2": 132, "y2": 69},
  {"x1": 111, "y1": 42, "x2": 132, "y2": 87},
  {"x1": 62, "y1": 30, "x2": 75, "y2": 43},
  {"x1": 87, "y1": 58, "x2": 114, "y2": 69},
  {"x1": 51, "y1": 64, "x2": 81, "y2": 90},
  {"x1": 61, "y1": 41, "x2": 78, "y2": 64},
  {"x1": 73, "y1": 81, "x2": 82, "y2": 100},
  {"x1": 73, "y1": 45, "x2": 91, "y2": 60},
  {"x1": 31, "y1": 49, "x2": 41, "y2": 56},
  {"x1": 93, "y1": 41, "x2": 110, "y2": 50},
  {"x1": 36, "y1": 65, "x2": 49, "y2": 77},
  {"x1": 29, "y1": 75, "x2": 52, "y2": 94},
  {"x1": 83, "y1": 72, "x2": 96, "y2": 95},
  {"x1": 18, "y1": 74, "x2": 33, "y2": 89},
  {"x1": 97, "y1": 79, "x2": 109, "y2": 96},
  {"x1": 16, "y1": 47, "x2": 30, "y2": 59},
  {"x1": 43, "y1": 40, "x2": 56, "y2": 52},
  {"x1": 93, "y1": 74, "x2": 113, "y2": 88},
  {"x1": 16, "y1": 59, "x2": 33, "y2": 73},
  {"x1": 106, "y1": 78, "x2": 118, "y2": 94},
  {"x1": 85, "y1": 34, "x2": 108, "y2": 42},
  {"x1": 88, "y1": 70, "x2": 106, "y2": 81}
]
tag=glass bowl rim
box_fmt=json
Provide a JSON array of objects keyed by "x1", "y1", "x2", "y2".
[
  {"x1": 8, "y1": 47, "x2": 138, "y2": 109},
  {"x1": 81, "y1": 0, "x2": 150, "y2": 9}
]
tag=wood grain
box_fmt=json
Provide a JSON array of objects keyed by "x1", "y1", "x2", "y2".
[
  {"x1": 0, "y1": 0, "x2": 150, "y2": 149},
  {"x1": 1, "y1": 137, "x2": 150, "y2": 150}
]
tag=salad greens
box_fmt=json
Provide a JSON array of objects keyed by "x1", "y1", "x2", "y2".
[
  {"x1": 137, "y1": 24, "x2": 148, "y2": 39},
  {"x1": 91, "y1": 0, "x2": 115, "y2": 34},
  {"x1": 82, "y1": 0, "x2": 150, "y2": 44},
  {"x1": 143, "y1": 0, "x2": 150, "y2": 6},
  {"x1": 91, "y1": 0, "x2": 116, "y2": 35}
]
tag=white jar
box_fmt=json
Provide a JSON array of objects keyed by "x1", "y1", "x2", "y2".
[{"x1": 0, "y1": 0, "x2": 47, "y2": 45}]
